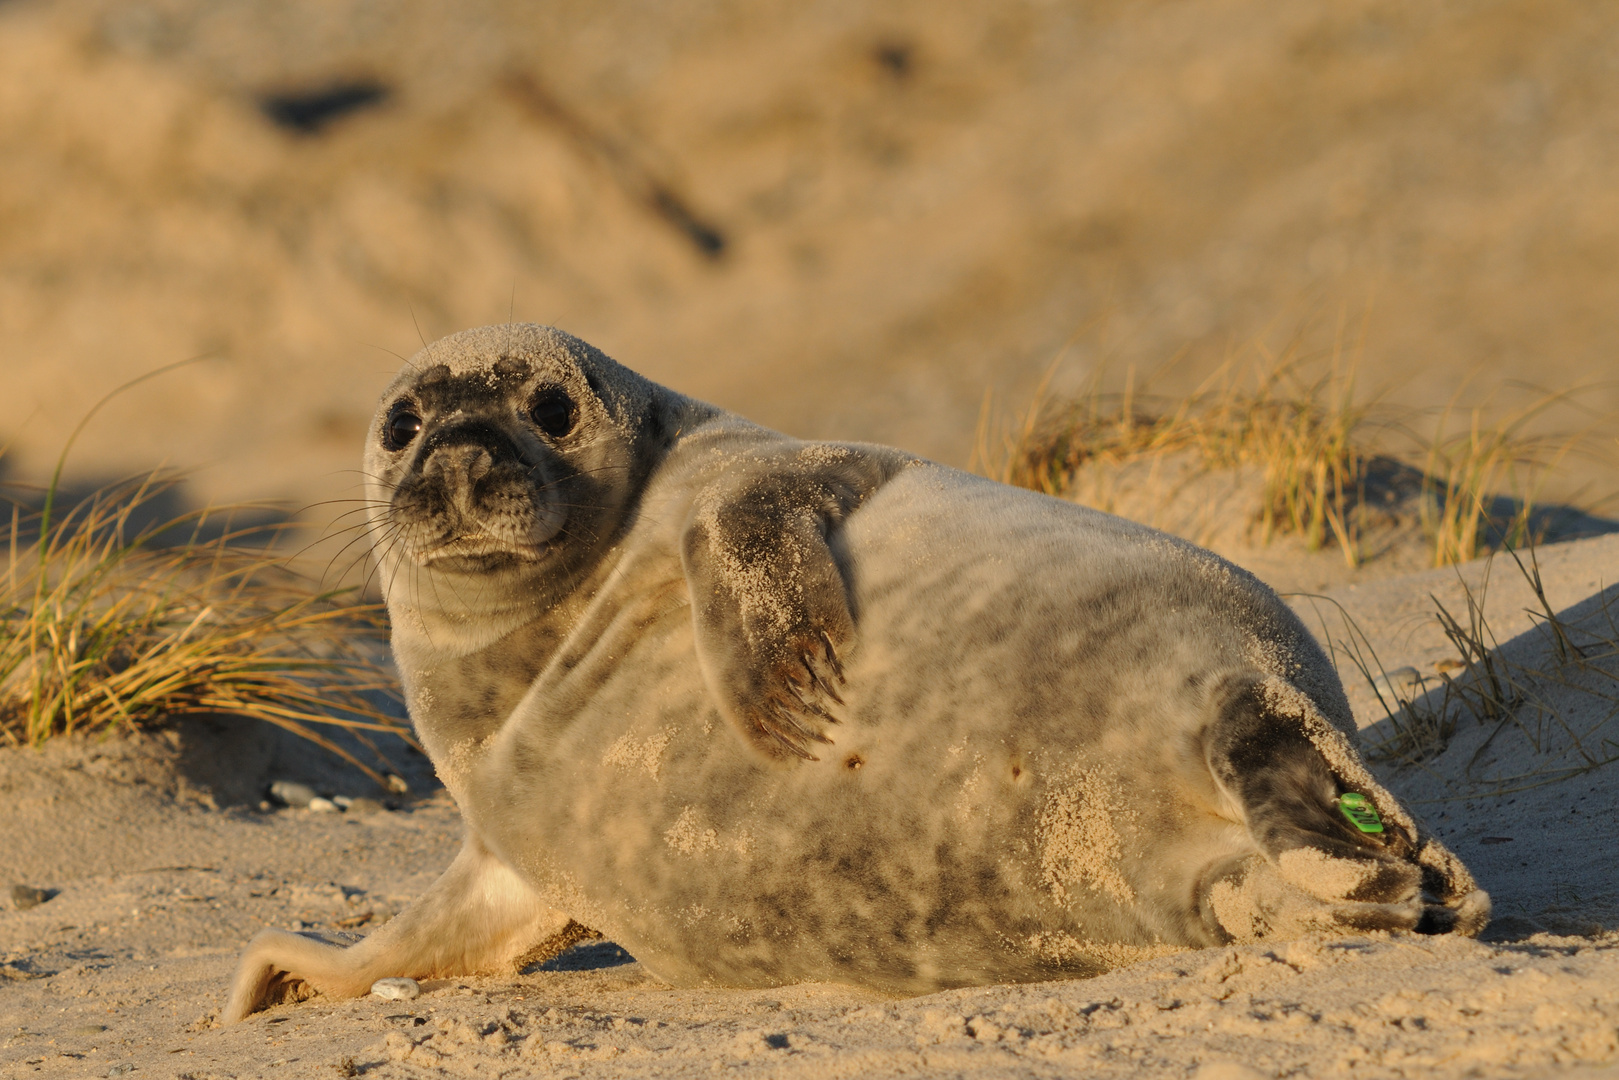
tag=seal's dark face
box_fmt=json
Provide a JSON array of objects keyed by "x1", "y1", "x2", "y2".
[{"x1": 368, "y1": 352, "x2": 627, "y2": 580}]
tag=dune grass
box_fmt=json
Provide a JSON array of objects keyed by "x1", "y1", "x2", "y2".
[
  {"x1": 1417, "y1": 397, "x2": 1580, "y2": 567},
  {"x1": 974, "y1": 329, "x2": 1595, "y2": 568},
  {"x1": 0, "y1": 467, "x2": 411, "y2": 787},
  {"x1": 1310, "y1": 545, "x2": 1619, "y2": 797},
  {"x1": 0, "y1": 372, "x2": 410, "y2": 786}
]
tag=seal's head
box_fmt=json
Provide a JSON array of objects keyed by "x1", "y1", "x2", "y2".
[{"x1": 364, "y1": 324, "x2": 678, "y2": 620}]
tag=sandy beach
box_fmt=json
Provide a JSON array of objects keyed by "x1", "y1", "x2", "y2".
[
  {"x1": 3, "y1": 530, "x2": 1616, "y2": 1079},
  {"x1": 3, "y1": 1, "x2": 1618, "y2": 1076}
]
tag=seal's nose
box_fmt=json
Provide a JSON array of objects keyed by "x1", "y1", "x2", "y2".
[
  {"x1": 421, "y1": 446, "x2": 503, "y2": 524},
  {"x1": 429, "y1": 443, "x2": 494, "y2": 499},
  {"x1": 419, "y1": 419, "x2": 522, "y2": 473}
]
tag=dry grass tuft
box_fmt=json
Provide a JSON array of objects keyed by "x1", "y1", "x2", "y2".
[
  {"x1": 974, "y1": 330, "x2": 1374, "y2": 563},
  {"x1": 0, "y1": 468, "x2": 410, "y2": 787},
  {"x1": 0, "y1": 368, "x2": 410, "y2": 786},
  {"x1": 1317, "y1": 547, "x2": 1619, "y2": 797},
  {"x1": 976, "y1": 328, "x2": 1599, "y2": 568},
  {"x1": 1417, "y1": 398, "x2": 1578, "y2": 567}
]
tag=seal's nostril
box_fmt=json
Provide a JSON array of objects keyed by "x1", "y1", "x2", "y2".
[{"x1": 425, "y1": 443, "x2": 498, "y2": 489}]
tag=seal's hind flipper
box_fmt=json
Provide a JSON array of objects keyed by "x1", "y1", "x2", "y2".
[
  {"x1": 681, "y1": 445, "x2": 902, "y2": 762},
  {"x1": 1199, "y1": 675, "x2": 1489, "y2": 942}
]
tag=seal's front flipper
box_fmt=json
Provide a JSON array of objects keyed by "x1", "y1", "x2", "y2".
[
  {"x1": 224, "y1": 838, "x2": 573, "y2": 1022},
  {"x1": 682, "y1": 444, "x2": 900, "y2": 762}
]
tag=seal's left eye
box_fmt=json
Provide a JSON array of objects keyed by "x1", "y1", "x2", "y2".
[
  {"x1": 384, "y1": 407, "x2": 422, "y2": 451},
  {"x1": 529, "y1": 387, "x2": 578, "y2": 439}
]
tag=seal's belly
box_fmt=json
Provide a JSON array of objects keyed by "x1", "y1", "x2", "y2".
[{"x1": 477, "y1": 468, "x2": 1281, "y2": 991}]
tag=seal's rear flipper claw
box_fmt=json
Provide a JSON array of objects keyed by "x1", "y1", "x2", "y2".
[{"x1": 1416, "y1": 889, "x2": 1490, "y2": 937}]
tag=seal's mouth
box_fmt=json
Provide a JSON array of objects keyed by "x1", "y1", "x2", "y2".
[{"x1": 416, "y1": 530, "x2": 551, "y2": 568}]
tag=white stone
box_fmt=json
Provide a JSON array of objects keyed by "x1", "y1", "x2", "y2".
[
  {"x1": 370, "y1": 977, "x2": 421, "y2": 1001},
  {"x1": 267, "y1": 780, "x2": 317, "y2": 807}
]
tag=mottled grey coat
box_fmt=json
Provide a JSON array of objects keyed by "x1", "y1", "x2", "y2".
[{"x1": 225, "y1": 324, "x2": 1486, "y2": 1020}]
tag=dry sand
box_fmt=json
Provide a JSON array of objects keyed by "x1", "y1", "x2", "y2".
[{"x1": 3, "y1": 532, "x2": 1617, "y2": 1079}]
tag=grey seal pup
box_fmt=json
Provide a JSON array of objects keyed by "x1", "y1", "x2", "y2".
[{"x1": 225, "y1": 323, "x2": 1487, "y2": 1020}]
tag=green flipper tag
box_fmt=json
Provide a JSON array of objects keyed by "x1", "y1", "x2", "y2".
[{"x1": 1337, "y1": 792, "x2": 1384, "y2": 834}]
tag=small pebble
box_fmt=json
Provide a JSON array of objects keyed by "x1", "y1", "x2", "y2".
[
  {"x1": 10, "y1": 884, "x2": 52, "y2": 910},
  {"x1": 107, "y1": 1065, "x2": 135, "y2": 1077},
  {"x1": 307, "y1": 796, "x2": 341, "y2": 813},
  {"x1": 268, "y1": 780, "x2": 318, "y2": 808},
  {"x1": 371, "y1": 977, "x2": 421, "y2": 1001},
  {"x1": 345, "y1": 797, "x2": 388, "y2": 815}
]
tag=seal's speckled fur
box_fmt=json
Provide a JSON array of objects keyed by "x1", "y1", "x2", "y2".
[{"x1": 225, "y1": 324, "x2": 1487, "y2": 1020}]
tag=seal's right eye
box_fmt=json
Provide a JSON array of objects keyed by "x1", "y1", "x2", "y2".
[{"x1": 384, "y1": 405, "x2": 422, "y2": 451}]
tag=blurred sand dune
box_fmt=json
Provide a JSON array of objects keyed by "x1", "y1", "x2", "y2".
[{"x1": 1, "y1": 0, "x2": 1615, "y2": 517}]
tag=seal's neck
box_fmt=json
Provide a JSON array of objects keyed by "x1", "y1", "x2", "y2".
[
  {"x1": 389, "y1": 582, "x2": 542, "y2": 657},
  {"x1": 386, "y1": 555, "x2": 618, "y2": 793}
]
